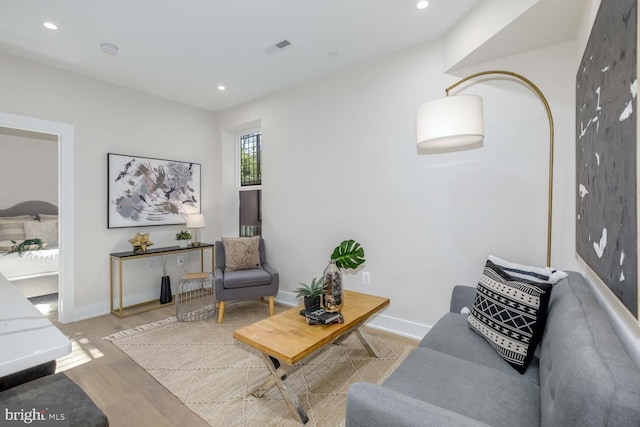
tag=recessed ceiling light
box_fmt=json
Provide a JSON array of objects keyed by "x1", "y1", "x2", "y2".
[
  {"x1": 328, "y1": 51, "x2": 338, "y2": 59},
  {"x1": 100, "y1": 43, "x2": 119, "y2": 56},
  {"x1": 43, "y1": 22, "x2": 58, "y2": 30},
  {"x1": 217, "y1": 85, "x2": 226, "y2": 91},
  {"x1": 417, "y1": 1, "x2": 429, "y2": 10}
]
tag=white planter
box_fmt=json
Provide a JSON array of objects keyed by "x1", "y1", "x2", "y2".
[{"x1": 178, "y1": 240, "x2": 188, "y2": 248}]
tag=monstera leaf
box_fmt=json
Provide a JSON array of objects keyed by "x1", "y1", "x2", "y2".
[{"x1": 330, "y1": 239, "x2": 365, "y2": 270}]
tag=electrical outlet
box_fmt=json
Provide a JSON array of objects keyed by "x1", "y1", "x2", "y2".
[
  {"x1": 177, "y1": 255, "x2": 185, "y2": 265},
  {"x1": 146, "y1": 260, "x2": 155, "y2": 270},
  {"x1": 362, "y1": 271, "x2": 371, "y2": 284}
]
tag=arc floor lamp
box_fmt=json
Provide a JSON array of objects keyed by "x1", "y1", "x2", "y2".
[{"x1": 416, "y1": 70, "x2": 554, "y2": 267}]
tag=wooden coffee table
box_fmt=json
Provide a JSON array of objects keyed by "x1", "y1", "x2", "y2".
[{"x1": 233, "y1": 290, "x2": 390, "y2": 424}]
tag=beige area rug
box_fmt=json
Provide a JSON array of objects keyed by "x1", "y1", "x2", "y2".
[{"x1": 104, "y1": 300, "x2": 413, "y2": 427}]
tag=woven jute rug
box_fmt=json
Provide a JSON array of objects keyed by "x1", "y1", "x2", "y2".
[{"x1": 104, "y1": 300, "x2": 412, "y2": 427}]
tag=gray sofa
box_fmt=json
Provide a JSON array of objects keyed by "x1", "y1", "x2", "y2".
[{"x1": 346, "y1": 272, "x2": 640, "y2": 426}]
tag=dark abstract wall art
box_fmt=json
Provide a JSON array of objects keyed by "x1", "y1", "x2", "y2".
[
  {"x1": 576, "y1": 0, "x2": 638, "y2": 317},
  {"x1": 108, "y1": 153, "x2": 201, "y2": 228}
]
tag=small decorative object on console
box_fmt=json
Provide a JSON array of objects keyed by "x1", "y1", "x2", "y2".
[
  {"x1": 176, "y1": 230, "x2": 191, "y2": 248},
  {"x1": 159, "y1": 256, "x2": 172, "y2": 304},
  {"x1": 128, "y1": 232, "x2": 153, "y2": 254}
]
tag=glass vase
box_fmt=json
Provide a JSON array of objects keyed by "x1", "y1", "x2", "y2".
[{"x1": 322, "y1": 260, "x2": 343, "y2": 313}]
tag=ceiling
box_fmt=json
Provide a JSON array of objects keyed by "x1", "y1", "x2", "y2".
[
  {"x1": 0, "y1": 0, "x2": 585, "y2": 113},
  {"x1": 0, "y1": 0, "x2": 480, "y2": 112}
]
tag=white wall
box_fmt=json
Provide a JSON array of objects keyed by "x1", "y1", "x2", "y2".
[
  {"x1": 442, "y1": 0, "x2": 537, "y2": 71},
  {"x1": 216, "y1": 37, "x2": 578, "y2": 337},
  {"x1": 0, "y1": 52, "x2": 217, "y2": 320},
  {"x1": 0, "y1": 128, "x2": 57, "y2": 207}
]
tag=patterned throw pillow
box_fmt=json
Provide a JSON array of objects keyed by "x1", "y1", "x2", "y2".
[
  {"x1": 488, "y1": 255, "x2": 568, "y2": 284},
  {"x1": 468, "y1": 259, "x2": 552, "y2": 374},
  {"x1": 222, "y1": 236, "x2": 262, "y2": 272}
]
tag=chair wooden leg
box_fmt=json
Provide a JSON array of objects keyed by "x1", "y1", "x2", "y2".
[
  {"x1": 269, "y1": 295, "x2": 274, "y2": 316},
  {"x1": 216, "y1": 301, "x2": 220, "y2": 308},
  {"x1": 217, "y1": 301, "x2": 225, "y2": 324}
]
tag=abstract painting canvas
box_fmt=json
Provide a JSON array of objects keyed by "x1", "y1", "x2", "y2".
[
  {"x1": 108, "y1": 153, "x2": 201, "y2": 228},
  {"x1": 576, "y1": 0, "x2": 638, "y2": 318}
]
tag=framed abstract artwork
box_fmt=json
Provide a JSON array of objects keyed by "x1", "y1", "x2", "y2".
[
  {"x1": 576, "y1": 0, "x2": 638, "y2": 318},
  {"x1": 108, "y1": 153, "x2": 201, "y2": 228}
]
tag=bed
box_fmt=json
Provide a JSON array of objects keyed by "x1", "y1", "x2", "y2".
[{"x1": 0, "y1": 201, "x2": 59, "y2": 297}]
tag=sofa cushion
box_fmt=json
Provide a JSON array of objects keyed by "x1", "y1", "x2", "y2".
[
  {"x1": 420, "y1": 313, "x2": 539, "y2": 384},
  {"x1": 222, "y1": 236, "x2": 262, "y2": 272},
  {"x1": 468, "y1": 260, "x2": 552, "y2": 373},
  {"x1": 383, "y1": 347, "x2": 540, "y2": 427},
  {"x1": 347, "y1": 383, "x2": 493, "y2": 427},
  {"x1": 223, "y1": 268, "x2": 272, "y2": 289},
  {"x1": 539, "y1": 272, "x2": 640, "y2": 427}
]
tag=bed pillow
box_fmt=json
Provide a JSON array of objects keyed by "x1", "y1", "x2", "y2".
[
  {"x1": 0, "y1": 217, "x2": 36, "y2": 241},
  {"x1": 38, "y1": 214, "x2": 58, "y2": 221},
  {"x1": 0, "y1": 215, "x2": 36, "y2": 220},
  {"x1": 468, "y1": 259, "x2": 552, "y2": 374},
  {"x1": 23, "y1": 220, "x2": 58, "y2": 244},
  {"x1": 488, "y1": 255, "x2": 567, "y2": 284},
  {"x1": 222, "y1": 236, "x2": 262, "y2": 272}
]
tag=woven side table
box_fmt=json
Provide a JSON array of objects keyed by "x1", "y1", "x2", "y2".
[{"x1": 176, "y1": 272, "x2": 215, "y2": 322}]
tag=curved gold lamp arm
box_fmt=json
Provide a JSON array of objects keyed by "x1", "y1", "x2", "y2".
[{"x1": 446, "y1": 70, "x2": 554, "y2": 267}]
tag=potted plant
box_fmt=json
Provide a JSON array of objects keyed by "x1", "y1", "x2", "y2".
[
  {"x1": 176, "y1": 230, "x2": 191, "y2": 248},
  {"x1": 294, "y1": 277, "x2": 325, "y2": 309}
]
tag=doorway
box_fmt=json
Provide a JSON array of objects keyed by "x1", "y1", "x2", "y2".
[
  {"x1": 0, "y1": 111, "x2": 75, "y2": 323},
  {"x1": 0, "y1": 127, "x2": 58, "y2": 306}
]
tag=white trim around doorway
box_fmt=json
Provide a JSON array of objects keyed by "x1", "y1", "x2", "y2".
[{"x1": 0, "y1": 111, "x2": 75, "y2": 323}]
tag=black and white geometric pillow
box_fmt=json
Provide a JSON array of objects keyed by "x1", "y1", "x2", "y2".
[
  {"x1": 468, "y1": 260, "x2": 552, "y2": 374},
  {"x1": 488, "y1": 255, "x2": 567, "y2": 284}
]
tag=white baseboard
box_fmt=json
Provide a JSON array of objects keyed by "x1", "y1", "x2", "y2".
[
  {"x1": 275, "y1": 291, "x2": 431, "y2": 341},
  {"x1": 72, "y1": 303, "x2": 110, "y2": 322}
]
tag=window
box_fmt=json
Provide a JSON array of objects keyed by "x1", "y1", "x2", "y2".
[
  {"x1": 238, "y1": 131, "x2": 262, "y2": 237},
  {"x1": 240, "y1": 131, "x2": 261, "y2": 186}
]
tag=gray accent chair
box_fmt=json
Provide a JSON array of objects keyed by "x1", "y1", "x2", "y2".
[
  {"x1": 346, "y1": 272, "x2": 640, "y2": 427},
  {"x1": 214, "y1": 238, "x2": 279, "y2": 323}
]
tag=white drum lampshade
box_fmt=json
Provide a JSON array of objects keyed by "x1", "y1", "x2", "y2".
[
  {"x1": 416, "y1": 95, "x2": 484, "y2": 151},
  {"x1": 186, "y1": 214, "x2": 205, "y2": 246}
]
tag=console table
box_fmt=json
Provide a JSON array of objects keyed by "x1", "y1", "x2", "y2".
[{"x1": 109, "y1": 243, "x2": 214, "y2": 318}]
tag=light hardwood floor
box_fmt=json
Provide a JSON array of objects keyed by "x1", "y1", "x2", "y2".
[
  {"x1": 48, "y1": 303, "x2": 209, "y2": 427},
  {"x1": 45, "y1": 300, "x2": 418, "y2": 427}
]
